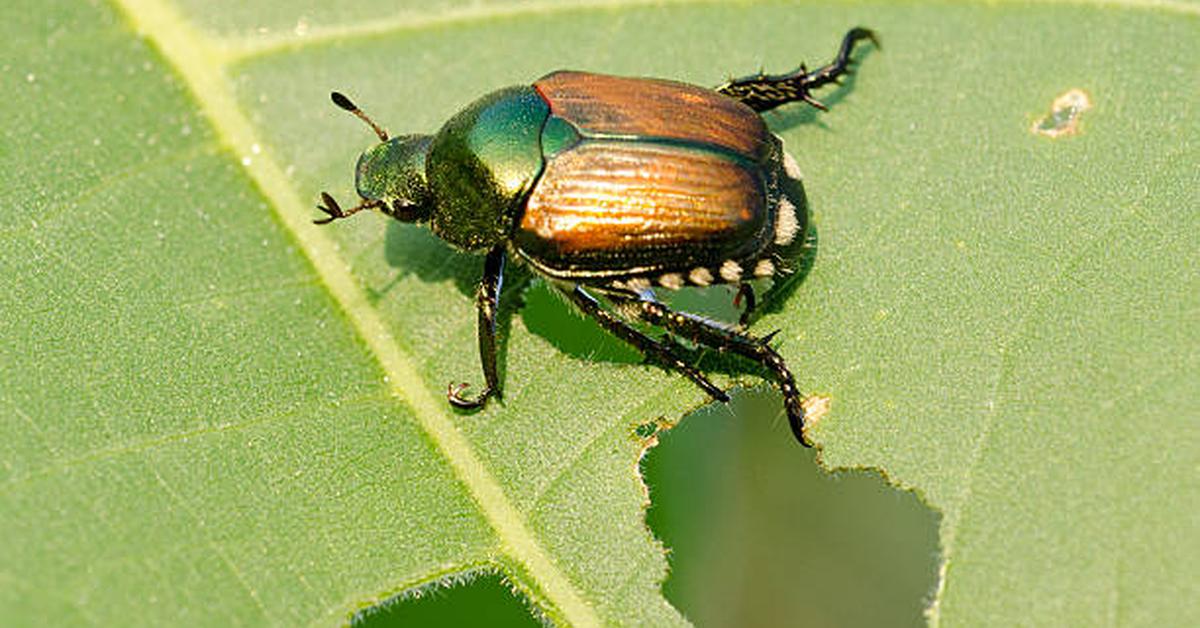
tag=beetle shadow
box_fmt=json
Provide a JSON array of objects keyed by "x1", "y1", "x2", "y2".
[
  {"x1": 377, "y1": 221, "x2": 534, "y2": 394},
  {"x1": 379, "y1": 222, "x2": 489, "y2": 297}
]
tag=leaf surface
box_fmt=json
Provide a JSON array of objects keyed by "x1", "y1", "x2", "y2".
[{"x1": 1, "y1": 0, "x2": 1196, "y2": 626}]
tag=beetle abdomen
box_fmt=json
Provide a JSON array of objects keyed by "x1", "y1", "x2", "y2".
[
  {"x1": 534, "y1": 71, "x2": 770, "y2": 161},
  {"x1": 514, "y1": 140, "x2": 772, "y2": 280}
]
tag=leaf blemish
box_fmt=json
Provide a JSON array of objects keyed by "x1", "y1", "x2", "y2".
[
  {"x1": 801, "y1": 394, "x2": 832, "y2": 434},
  {"x1": 1032, "y1": 89, "x2": 1092, "y2": 138},
  {"x1": 633, "y1": 415, "x2": 677, "y2": 443}
]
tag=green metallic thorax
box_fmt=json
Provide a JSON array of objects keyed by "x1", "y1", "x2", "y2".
[{"x1": 426, "y1": 86, "x2": 550, "y2": 251}]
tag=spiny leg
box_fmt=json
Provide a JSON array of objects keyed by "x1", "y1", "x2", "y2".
[
  {"x1": 449, "y1": 245, "x2": 506, "y2": 409},
  {"x1": 561, "y1": 285, "x2": 729, "y2": 403},
  {"x1": 612, "y1": 294, "x2": 810, "y2": 446},
  {"x1": 716, "y1": 27, "x2": 879, "y2": 112}
]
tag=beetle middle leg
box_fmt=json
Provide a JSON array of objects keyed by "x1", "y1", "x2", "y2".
[
  {"x1": 733, "y1": 283, "x2": 757, "y2": 326},
  {"x1": 449, "y1": 244, "x2": 506, "y2": 409},
  {"x1": 611, "y1": 294, "x2": 811, "y2": 446},
  {"x1": 559, "y1": 285, "x2": 730, "y2": 404},
  {"x1": 716, "y1": 27, "x2": 879, "y2": 112}
]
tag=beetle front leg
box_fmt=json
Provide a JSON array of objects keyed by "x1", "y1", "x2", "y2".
[
  {"x1": 560, "y1": 285, "x2": 730, "y2": 404},
  {"x1": 614, "y1": 295, "x2": 810, "y2": 446},
  {"x1": 448, "y1": 245, "x2": 506, "y2": 410}
]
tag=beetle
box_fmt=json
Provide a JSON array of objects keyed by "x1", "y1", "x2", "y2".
[{"x1": 317, "y1": 28, "x2": 877, "y2": 446}]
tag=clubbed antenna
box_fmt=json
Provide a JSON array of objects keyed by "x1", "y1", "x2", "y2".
[
  {"x1": 314, "y1": 192, "x2": 383, "y2": 225},
  {"x1": 331, "y1": 91, "x2": 389, "y2": 142}
]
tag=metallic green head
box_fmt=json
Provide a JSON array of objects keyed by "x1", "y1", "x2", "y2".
[
  {"x1": 315, "y1": 92, "x2": 435, "y2": 225},
  {"x1": 355, "y1": 134, "x2": 433, "y2": 222}
]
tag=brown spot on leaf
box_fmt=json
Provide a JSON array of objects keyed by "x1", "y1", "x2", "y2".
[
  {"x1": 802, "y1": 395, "x2": 832, "y2": 428},
  {"x1": 1032, "y1": 89, "x2": 1092, "y2": 138}
]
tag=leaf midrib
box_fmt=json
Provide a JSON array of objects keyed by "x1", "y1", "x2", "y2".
[{"x1": 109, "y1": 0, "x2": 599, "y2": 624}]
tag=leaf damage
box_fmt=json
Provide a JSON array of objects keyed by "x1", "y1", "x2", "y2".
[{"x1": 1032, "y1": 88, "x2": 1092, "y2": 138}]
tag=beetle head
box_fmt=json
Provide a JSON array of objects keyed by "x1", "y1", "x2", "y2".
[
  {"x1": 354, "y1": 134, "x2": 434, "y2": 223},
  {"x1": 315, "y1": 93, "x2": 434, "y2": 225}
]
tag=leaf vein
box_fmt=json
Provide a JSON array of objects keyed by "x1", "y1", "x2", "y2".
[
  {"x1": 5, "y1": 142, "x2": 216, "y2": 236},
  {"x1": 149, "y1": 465, "x2": 272, "y2": 621},
  {"x1": 214, "y1": 0, "x2": 714, "y2": 63},
  {"x1": 109, "y1": 0, "x2": 602, "y2": 624},
  {"x1": 937, "y1": 210, "x2": 1154, "y2": 620},
  {"x1": 0, "y1": 392, "x2": 385, "y2": 496}
]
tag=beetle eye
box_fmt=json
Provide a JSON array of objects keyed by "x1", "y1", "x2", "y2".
[{"x1": 383, "y1": 199, "x2": 429, "y2": 223}]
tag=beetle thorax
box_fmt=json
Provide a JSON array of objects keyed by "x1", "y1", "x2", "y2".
[{"x1": 425, "y1": 85, "x2": 551, "y2": 251}]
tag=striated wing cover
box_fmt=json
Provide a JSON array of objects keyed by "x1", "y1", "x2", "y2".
[
  {"x1": 533, "y1": 71, "x2": 770, "y2": 161},
  {"x1": 514, "y1": 140, "x2": 770, "y2": 278}
]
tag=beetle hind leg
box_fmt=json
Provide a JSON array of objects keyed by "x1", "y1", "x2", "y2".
[
  {"x1": 733, "y1": 283, "x2": 757, "y2": 326},
  {"x1": 613, "y1": 294, "x2": 811, "y2": 446},
  {"x1": 716, "y1": 27, "x2": 879, "y2": 113},
  {"x1": 560, "y1": 285, "x2": 730, "y2": 404}
]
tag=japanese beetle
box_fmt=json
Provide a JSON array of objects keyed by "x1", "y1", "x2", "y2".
[{"x1": 318, "y1": 28, "x2": 878, "y2": 446}]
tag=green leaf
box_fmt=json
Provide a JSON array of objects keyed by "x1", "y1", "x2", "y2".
[{"x1": 2, "y1": 1, "x2": 1195, "y2": 627}]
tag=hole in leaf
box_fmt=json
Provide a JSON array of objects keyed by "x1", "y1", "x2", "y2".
[
  {"x1": 353, "y1": 572, "x2": 541, "y2": 628},
  {"x1": 644, "y1": 388, "x2": 942, "y2": 626}
]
